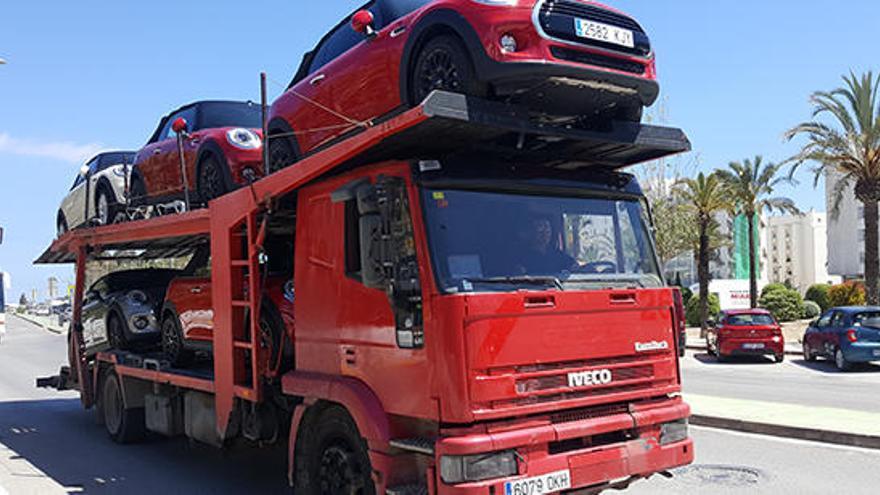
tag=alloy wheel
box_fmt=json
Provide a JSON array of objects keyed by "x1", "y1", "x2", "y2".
[
  {"x1": 97, "y1": 192, "x2": 110, "y2": 225},
  {"x1": 415, "y1": 49, "x2": 462, "y2": 103},
  {"x1": 199, "y1": 160, "x2": 226, "y2": 203}
]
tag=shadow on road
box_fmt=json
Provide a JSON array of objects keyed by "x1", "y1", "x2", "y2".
[
  {"x1": 789, "y1": 358, "x2": 880, "y2": 374},
  {"x1": 0, "y1": 398, "x2": 288, "y2": 494},
  {"x1": 692, "y1": 353, "x2": 776, "y2": 366}
]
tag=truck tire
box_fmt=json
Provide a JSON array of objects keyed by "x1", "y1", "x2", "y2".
[
  {"x1": 294, "y1": 406, "x2": 376, "y2": 495},
  {"x1": 102, "y1": 372, "x2": 146, "y2": 444}
]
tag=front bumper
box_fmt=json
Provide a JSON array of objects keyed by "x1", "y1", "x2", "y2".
[
  {"x1": 844, "y1": 342, "x2": 880, "y2": 363},
  {"x1": 434, "y1": 398, "x2": 693, "y2": 494}
]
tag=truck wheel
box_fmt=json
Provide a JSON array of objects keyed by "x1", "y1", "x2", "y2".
[
  {"x1": 102, "y1": 372, "x2": 146, "y2": 443},
  {"x1": 295, "y1": 406, "x2": 375, "y2": 495},
  {"x1": 162, "y1": 316, "x2": 194, "y2": 367},
  {"x1": 410, "y1": 35, "x2": 486, "y2": 106}
]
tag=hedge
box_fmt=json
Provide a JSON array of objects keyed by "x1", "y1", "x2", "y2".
[
  {"x1": 759, "y1": 287, "x2": 803, "y2": 322},
  {"x1": 828, "y1": 282, "x2": 866, "y2": 307},
  {"x1": 802, "y1": 300, "x2": 821, "y2": 319},
  {"x1": 685, "y1": 293, "x2": 720, "y2": 327},
  {"x1": 804, "y1": 284, "x2": 831, "y2": 312}
]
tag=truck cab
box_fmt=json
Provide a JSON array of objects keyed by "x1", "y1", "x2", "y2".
[{"x1": 291, "y1": 157, "x2": 691, "y2": 491}]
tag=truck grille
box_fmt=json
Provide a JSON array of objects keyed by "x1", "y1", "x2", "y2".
[
  {"x1": 485, "y1": 355, "x2": 670, "y2": 410},
  {"x1": 536, "y1": 0, "x2": 651, "y2": 57}
]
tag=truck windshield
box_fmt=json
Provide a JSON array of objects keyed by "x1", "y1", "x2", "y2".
[{"x1": 421, "y1": 188, "x2": 662, "y2": 293}]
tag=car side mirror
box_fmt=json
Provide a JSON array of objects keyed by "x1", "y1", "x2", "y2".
[
  {"x1": 351, "y1": 10, "x2": 376, "y2": 38},
  {"x1": 172, "y1": 117, "x2": 189, "y2": 135}
]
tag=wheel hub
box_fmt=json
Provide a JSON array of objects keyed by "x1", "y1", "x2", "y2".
[{"x1": 318, "y1": 443, "x2": 364, "y2": 495}]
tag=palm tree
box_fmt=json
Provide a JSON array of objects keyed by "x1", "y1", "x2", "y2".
[
  {"x1": 786, "y1": 71, "x2": 880, "y2": 305},
  {"x1": 676, "y1": 172, "x2": 733, "y2": 333},
  {"x1": 717, "y1": 157, "x2": 799, "y2": 308}
]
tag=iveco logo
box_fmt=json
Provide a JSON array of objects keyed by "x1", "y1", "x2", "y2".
[{"x1": 567, "y1": 369, "x2": 613, "y2": 388}]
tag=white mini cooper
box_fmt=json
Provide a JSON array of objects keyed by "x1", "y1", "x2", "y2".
[{"x1": 57, "y1": 151, "x2": 135, "y2": 236}]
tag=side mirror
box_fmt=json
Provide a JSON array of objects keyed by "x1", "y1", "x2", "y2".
[
  {"x1": 171, "y1": 117, "x2": 189, "y2": 135},
  {"x1": 351, "y1": 10, "x2": 376, "y2": 37}
]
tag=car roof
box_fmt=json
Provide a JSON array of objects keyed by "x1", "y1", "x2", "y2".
[{"x1": 831, "y1": 306, "x2": 880, "y2": 313}]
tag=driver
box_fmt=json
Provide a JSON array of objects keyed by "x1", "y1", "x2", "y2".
[{"x1": 516, "y1": 216, "x2": 576, "y2": 275}]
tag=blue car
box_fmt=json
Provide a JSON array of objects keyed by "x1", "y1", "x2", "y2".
[{"x1": 802, "y1": 306, "x2": 880, "y2": 371}]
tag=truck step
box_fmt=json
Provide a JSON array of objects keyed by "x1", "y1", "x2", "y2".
[
  {"x1": 389, "y1": 437, "x2": 435, "y2": 456},
  {"x1": 386, "y1": 484, "x2": 428, "y2": 495}
]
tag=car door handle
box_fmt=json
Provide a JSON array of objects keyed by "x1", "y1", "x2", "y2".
[
  {"x1": 190, "y1": 287, "x2": 202, "y2": 294},
  {"x1": 390, "y1": 26, "x2": 407, "y2": 38},
  {"x1": 309, "y1": 74, "x2": 326, "y2": 86},
  {"x1": 153, "y1": 148, "x2": 162, "y2": 155}
]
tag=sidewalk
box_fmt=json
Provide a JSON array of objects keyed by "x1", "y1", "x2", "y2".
[
  {"x1": 10, "y1": 313, "x2": 65, "y2": 335},
  {"x1": 687, "y1": 393, "x2": 880, "y2": 449},
  {"x1": 0, "y1": 441, "x2": 68, "y2": 495}
]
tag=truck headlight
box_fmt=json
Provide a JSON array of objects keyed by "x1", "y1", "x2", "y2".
[
  {"x1": 660, "y1": 419, "x2": 688, "y2": 445},
  {"x1": 440, "y1": 450, "x2": 518, "y2": 484},
  {"x1": 226, "y1": 128, "x2": 262, "y2": 149}
]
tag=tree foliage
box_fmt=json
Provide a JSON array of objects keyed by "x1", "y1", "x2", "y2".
[
  {"x1": 828, "y1": 281, "x2": 867, "y2": 307},
  {"x1": 685, "y1": 293, "x2": 720, "y2": 327}
]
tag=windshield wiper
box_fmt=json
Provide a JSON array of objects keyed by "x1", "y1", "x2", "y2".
[{"x1": 465, "y1": 276, "x2": 565, "y2": 291}]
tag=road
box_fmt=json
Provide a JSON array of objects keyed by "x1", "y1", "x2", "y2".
[
  {"x1": 2, "y1": 316, "x2": 879, "y2": 494},
  {"x1": 681, "y1": 349, "x2": 880, "y2": 413}
]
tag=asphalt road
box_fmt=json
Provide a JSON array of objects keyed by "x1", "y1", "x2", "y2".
[
  {"x1": 681, "y1": 349, "x2": 880, "y2": 413},
  {"x1": 2, "y1": 316, "x2": 879, "y2": 494}
]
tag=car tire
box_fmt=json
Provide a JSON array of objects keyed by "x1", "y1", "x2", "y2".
[
  {"x1": 57, "y1": 213, "x2": 69, "y2": 237},
  {"x1": 834, "y1": 347, "x2": 853, "y2": 372},
  {"x1": 162, "y1": 315, "x2": 194, "y2": 367},
  {"x1": 102, "y1": 371, "x2": 146, "y2": 444},
  {"x1": 803, "y1": 342, "x2": 815, "y2": 362},
  {"x1": 197, "y1": 155, "x2": 229, "y2": 204},
  {"x1": 95, "y1": 187, "x2": 114, "y2": 226},
  {"x1": 107, "y1": 312, "x2": 129, "y2": 351},
  {"x1": 774, "y1": 353, "x2": 785, "y2": 363},
  {"x1": 409, "y1": 35, "x2": 486, "y2": 106},
  {"x1": 268, "y1": 134, "x2": 298, "y2": 174},
  {"x1": 294, "y1": 406, "x2": 376, "y2": 495}
]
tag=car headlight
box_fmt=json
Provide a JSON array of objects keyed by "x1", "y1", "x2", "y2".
[
  {"x1": 660, "y1": 419, "x2": 689, "y2": 445},
  {"x1": 440, "y1": 450, "x2": 518, "y2": 484},
  {"x1": 226, "y1": 128, "x2": 262, "y2": 149},
  {"x1": 128, "y1": 290, "x2": 148, "y2": 304},
  {"x1": 470, "y1": 0, "x2": 518, "y2": 5}
]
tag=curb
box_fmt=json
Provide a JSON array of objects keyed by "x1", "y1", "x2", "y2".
[
  {"x1": 10, "y1": 313, "x2": 65, "y2": 335},
  {"x1": 690, "y1": 414, "x2": 880, "y2": 450}
]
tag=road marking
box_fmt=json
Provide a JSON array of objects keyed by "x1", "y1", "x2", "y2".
[{"x1": 692, "y1": 425, "x2": 880, "y2": 455}]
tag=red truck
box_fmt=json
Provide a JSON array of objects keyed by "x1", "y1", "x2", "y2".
[{"x1": 38, "y1": 92, "x2": 693, "y2": 494}]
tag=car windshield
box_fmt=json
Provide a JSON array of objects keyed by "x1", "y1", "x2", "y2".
[
  {"x1": 198, "y1": 101, "x2": 262, "y2": 130},
  {"x1": 725, "y1": 314, "x2": 775, "y2": 326},
  {"x1": 853, "y1": 312, "x2": 880, "y2": 326},
  {"x1": 421, "y1": 188, "x2": 662, "y2": 293},
  {"x1": 103, "y1": 270, "x2": 181, "y2": 291}
]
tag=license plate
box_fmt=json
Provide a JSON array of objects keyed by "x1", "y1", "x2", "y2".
[
  {"x1": 872, "y1": 349, "x2": 880, "y2": 357},
  {"x1": 573, "y1": 18, "x2": 635, "y2": 49},
  {"x1": 743, "y1": 343, "x2": 765, "y2": 350},
  {"x1": 505, "y1": 470, "x2": 572, "y2": 495}
]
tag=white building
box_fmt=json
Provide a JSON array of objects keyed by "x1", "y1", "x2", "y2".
[
  {"x1": 826, "y1": 172, "x2": 867, "y2": 279},
  {"x1": 765, "y1": 212, "x2": 839, "y2": 291}
]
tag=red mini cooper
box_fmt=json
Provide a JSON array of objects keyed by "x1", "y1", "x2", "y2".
[
  {"x1": 706, "y1": 309, "x2": 785, "y2": 363},
  {"x1": 266, "y1": 0, "x2": 658, "y2": 170},
  {"x1": 131, "y1": 100, "x2": 264, "y2": 205}
]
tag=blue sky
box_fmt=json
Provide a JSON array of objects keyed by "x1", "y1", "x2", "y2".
[{"x1": 1, "y1": 0, "x2": 877, "y2": 300}]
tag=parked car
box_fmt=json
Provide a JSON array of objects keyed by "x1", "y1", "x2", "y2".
[
  {"x1": 130, "y1": 100, "x2": 264, "y2": 206},
  {"x1": 706, "y1": 309, "x2": 785, "y2": 363},
  {"x1": 160, "y1": 246, "x2": 294, "y2": 368},
  {"x1": 57, "y1": 151, "x2": 136, "y2": 236},
  {"x1": 80, "y1": 269, "x2": 182, "y2": 355},
  {"x1": 266, "y1": 0, "x2": 657, "y2": 171},
  {"x1": 803, "y1": 306, "x2": 880, "y2": 371}
]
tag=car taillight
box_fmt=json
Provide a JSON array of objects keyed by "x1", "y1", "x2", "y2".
[{"x1": 847, "y1": 329, "x2": 858, "y2": 343}]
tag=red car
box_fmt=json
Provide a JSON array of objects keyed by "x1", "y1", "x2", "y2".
[
  {"x1": 706, "y1": 309, "x2": 785, "y2": 363},
  {"x1": 160, "y1": 247, "x2": 294, "y2": 370},
  {"x1": 266, "y1": 0, "x2": 658, "y2": 170},
  {"x1": 131, "y1": 100, "x2": 264, "y2": 205}
]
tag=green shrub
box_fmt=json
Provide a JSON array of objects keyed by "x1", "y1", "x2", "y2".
[
  {"x1": 828, "y1": 282, "x2": 866, "y2": 307},
  {"x1": 761, "y1": 283, "x2": 788, "y2": 298},
  {"x1": 802, "y1": 300, "x2": 821, "y2": 319},
  {"x1": 805, "y1": 284, "x2": 831, "y2": 311},
  {"x1": 759, "y1": 288, "x2": 803, "y2": 322},
  {"x1": 685, "y1": 293, "x2": 720, "y2": 327},
  {"x1": 680, "y1": 286, "x2": 693, "y2": 306}
]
